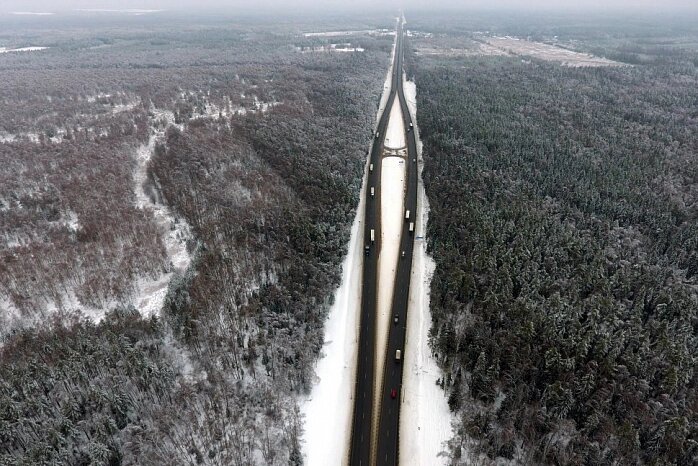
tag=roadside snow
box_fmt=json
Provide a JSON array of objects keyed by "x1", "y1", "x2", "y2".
[
  {"x1": 301, "y1": 161, "x2": 366, "y2": 466},
  {"x1": 376, "y1": 20, "x2": 398, "y2": 128},
  {"x1": 399, "y1": 78, "x2": 455, "y2": 465},
  {"x1": 302, "y1": 25, "x2": 397, "y2": 464}
]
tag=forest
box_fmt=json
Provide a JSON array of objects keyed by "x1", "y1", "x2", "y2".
[
  {"x1": 407, "y1": 12, "x2": 698, "y2": 465},
  {"x1": 0, "y1": 12, "x2": 392, "y2": 464}
]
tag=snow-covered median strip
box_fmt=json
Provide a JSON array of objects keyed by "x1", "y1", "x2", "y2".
[
  {"x1": 383, "y1": 98, "x2": 406, "y2": 150},
  {"x1": 399, "y1": 78, "x2": 455, "y2": 465},
  {"x1": 374, "y1": 154, "x2": 406, "y2": 444}
]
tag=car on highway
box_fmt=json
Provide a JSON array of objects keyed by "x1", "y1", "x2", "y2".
[
  {"x1": 390, "y1": 388, "x2": 397, "y2": 399},
  {"x1": 394, "y1": 313, "x2": 398, "y2": 324}
]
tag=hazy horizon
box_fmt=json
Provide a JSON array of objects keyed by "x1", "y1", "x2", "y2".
[{"x1": 2, "y1": 0, "x2": 698, "y2": 15}]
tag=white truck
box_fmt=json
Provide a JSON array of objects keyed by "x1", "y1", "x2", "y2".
[
  {"x1": 369, "y1": 163, "x2": 373, "y2": 172},
  {"x1": 405, "y1": 210, "x2": 410, "y2": 220},
  {"x1": 370, "y1": 229, "x2": 375, "y2": 242},
  {"x1": 395, "y1": 349, "x2": 401, "y2": 361},
  {"x1": 370, "y1": 187, "x2": 375, "y2": 197},
  {"x1": 409, "y1": 222, "x2": 414, "y2": 233}
]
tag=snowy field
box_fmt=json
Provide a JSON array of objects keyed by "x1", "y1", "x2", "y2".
[
  {"x1": 399, "y1": 78, "x2": 455, "y2": 465},
  {"x1": 415, "y1": 34, "x2": 624, "y2": 68},
  {"x1": 483, "y1": 36, "x2": 624, "y2": 67}
]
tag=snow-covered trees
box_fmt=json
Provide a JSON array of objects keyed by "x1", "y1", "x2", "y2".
[
  {"x1": 1, "y1": 14, "x2": 392, "y2": 465},
  {"x1": 410, "y1": 14, "x2": 698, "y2": 465}
]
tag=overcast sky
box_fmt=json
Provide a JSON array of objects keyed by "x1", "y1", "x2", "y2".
[{"x1": 2, "y1": 0, "x2": 697, "y2": 14}]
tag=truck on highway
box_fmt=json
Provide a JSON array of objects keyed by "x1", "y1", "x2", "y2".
[
  {"x1": 405, "y1": 209, "x2": 410, "y2": 220},
  {"x1": 395, "y1": 349, "x2": 401, "y2": 361},
  {"x1": 370, "y1": 229, "x2": 375, "y2": 242},
  {"x1": 409, "y1": 222, "x2": 414, "y2": 233},
  {"x1": 371, "y1": 187, "x2": 375, "y2": 197},
  {"x1": 369, "y1": 163, "x2": 373, "y2": 172}
]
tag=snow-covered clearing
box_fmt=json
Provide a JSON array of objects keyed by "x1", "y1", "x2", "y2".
[
  {"x1": 303, "y1": 29, "x2": 394, "y2": 38},
  {"x1": 405, "y1": 30, "x2": 433, "y2": 38},
  {"x1": 0, "y1": 46, "x2": 49, "y2": 54},
  {"x1": 399, "y1": 78, "x2": 455, "y2": 465},
  {"x1": 0, "y1": 106, "x2": 192, "y2": 339},
  {"x1": 188, "y1": 93, "x2": 280, "y2": 120},
  {"x1": 132, "y1": 109, "x2": 192, "y2": 317},
  {"x1": 0, "y1": 292, "x2": 112, "y2": 341},
  {"x1": 296, "y1": 43, "x2": 365, "y2": 53},
  {"x1": 482, "y1": 36, "x2": 625, "y2": 67},
  {"x1": 301, "y1": 24, "x2": 397, "y2": 465}
]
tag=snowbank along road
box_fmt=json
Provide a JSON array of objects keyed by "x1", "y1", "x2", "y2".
[{"x1": 350, "y1": 15, "x2": 420, "y2": 466}]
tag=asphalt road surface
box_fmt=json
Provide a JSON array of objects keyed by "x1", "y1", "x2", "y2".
[
  {"x1": 374, "y1": 19, "x2": 418, "y2": 465},
  {"x1": 349, "y1": 18, "x2": 417, "y2": 466}
]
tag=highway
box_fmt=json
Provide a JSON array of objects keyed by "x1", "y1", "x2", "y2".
[
  {"x1": 349, "y1": 16, "x2": 417, "y2": 466},
  {"x1": 374, "y1": 17, "x2": 418, "y2": 464}
]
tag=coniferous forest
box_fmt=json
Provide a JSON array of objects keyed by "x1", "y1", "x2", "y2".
[
  {"x1": 2, "y1": 8, "x2": 697, "y2": 466},
  {"x1": 408, "y1": 12, "x2": 698, "y2": 465}
]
